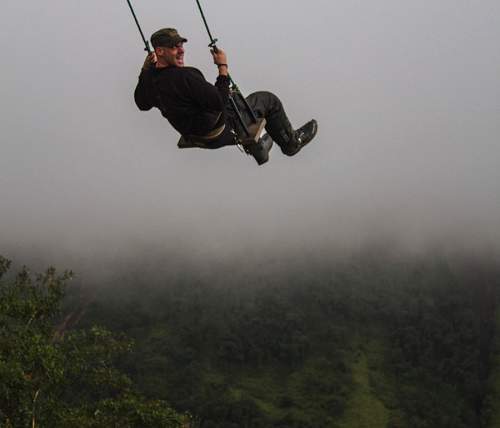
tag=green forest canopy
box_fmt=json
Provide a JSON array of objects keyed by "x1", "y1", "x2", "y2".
[{"x1": 1, "y1": 251, "x2": 500, "y2": 428}]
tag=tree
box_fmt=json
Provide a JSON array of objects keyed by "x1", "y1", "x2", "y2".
[{"x1": 0, "y1": 256, "x2": 182, "y2": 428}]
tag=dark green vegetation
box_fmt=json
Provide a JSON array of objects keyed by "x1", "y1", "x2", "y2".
[
  {"x1": 2, "y1": 250, "x2": 500, "y2": 427},
  {"x1": 0, "y1": 256, "x2": 182, "y2": 428}
]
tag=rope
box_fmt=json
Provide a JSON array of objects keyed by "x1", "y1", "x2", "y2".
[
  {"x1": 195, "y1": 0, "x2": 218, "y2": 49},
  {"x1": 125, "y1": 0, "x2": 151, "y2": 54},
  {"x1": 194, "y1": 0, "x2": 258, "y2": 126}
]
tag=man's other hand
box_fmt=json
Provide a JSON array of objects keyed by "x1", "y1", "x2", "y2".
[{"x1": 211, "y1": 48, "x2": 228, "y2": 67}]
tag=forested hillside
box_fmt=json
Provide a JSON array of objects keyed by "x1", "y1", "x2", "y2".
[
  {"x1": 77, "y1": 250, "x2": 499, "y2": 428},
  {"x1": 2, "y1": 250, "x2": 499, "y2": 427}
]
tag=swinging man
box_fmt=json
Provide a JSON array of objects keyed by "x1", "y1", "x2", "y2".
[{"x1": 134, "y1": 28, "x2": 318, "y2": 165}]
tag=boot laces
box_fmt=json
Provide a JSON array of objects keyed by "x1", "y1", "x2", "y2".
[
  {"x1": 295, "y1": 128, "x2": 307, "y2": 145},
  {"x1": 295, "y1": 121, "x2": 316, "y2": 147}
]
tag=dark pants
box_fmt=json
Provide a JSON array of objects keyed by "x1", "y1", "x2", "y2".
[{"x1": 208, "y1": 91, "x2": 296, "y2": 154}]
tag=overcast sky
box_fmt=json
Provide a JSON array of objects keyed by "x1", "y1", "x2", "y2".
[{"x1": 1, "y1": 0, "x2": 499, "y2": 267}]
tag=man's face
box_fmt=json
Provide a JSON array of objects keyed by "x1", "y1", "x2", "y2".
[{"x1": 155, "y1": 42, "x2": 185, "y2": 67}]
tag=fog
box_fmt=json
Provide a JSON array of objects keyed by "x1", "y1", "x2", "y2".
[{"x1": 1, "y1": 0, "x2": 499, "y2": 271}]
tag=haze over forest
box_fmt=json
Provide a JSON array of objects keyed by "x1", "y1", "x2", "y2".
[{"x1": 1, "y1": 0, "x2": 500, "y2": 272}]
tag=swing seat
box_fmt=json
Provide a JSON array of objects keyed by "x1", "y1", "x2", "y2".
[
  {"x1": 177, "y1": 118, "x2": 266, "y2": 149},
  {"x1": 177, "y1": 136, "x2": 213, "y2": 149},
  {"x1": 177, "y1": 122, "x2": 226, "y2": 149}
]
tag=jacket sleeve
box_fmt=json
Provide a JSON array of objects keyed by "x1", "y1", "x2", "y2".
[
  {"x1": 214, "y1": 75, "x2": 230, "y2": 106},
  {"x1": 134, "y1": 70, "x2": 154, "y2": 111},
  {"x1": 184, "y1": 69, "x2": 230, "y2": 112}
]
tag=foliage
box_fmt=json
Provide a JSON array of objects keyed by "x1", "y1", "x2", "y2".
[
  {"x1": 2, "y1": 251, "x2": 499, "y2": 427},
  {"x1": 0, "y1": 255, "x2": 181, "y2": 428},
  {"x1": 480, "y1": 310, "x2": 500, "y2": 428},
  {"x1": 79, "y1": 252, "x2": 500, "y2": 427}
]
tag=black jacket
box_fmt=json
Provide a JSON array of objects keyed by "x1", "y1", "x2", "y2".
[{"x1": 134, "y1": 66, "x2": 230, "y2": 137}]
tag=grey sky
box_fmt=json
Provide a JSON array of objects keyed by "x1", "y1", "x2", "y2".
[{"x1": 1, "y1": 0, "x2": 499, "y2": 264}]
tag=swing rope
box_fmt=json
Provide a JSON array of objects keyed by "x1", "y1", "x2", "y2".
[
  {"x1": 194, "y1": 0, "x2": 258, "y2": 125},
  {"x1": 195, "y1": 0, "x2": 218, "y2": 50},
  {"x1": 125, "y1": 0, "x2": 151, "y2": 54}
]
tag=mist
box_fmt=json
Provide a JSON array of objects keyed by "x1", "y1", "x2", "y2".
[{"x1": 1, "y1": 0, "x2": 499, "y2": 272}]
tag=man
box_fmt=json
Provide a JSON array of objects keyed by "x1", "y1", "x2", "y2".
[{"x1": 134, "y1": 28, "x2": 318, "y2": 165}]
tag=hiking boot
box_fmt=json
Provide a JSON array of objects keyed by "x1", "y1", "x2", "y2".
[
  {"x1": 266, "y1": 118, "x2": 318, "y2": 156},
  {"x1": 246, "y1": 133, "x2": 273, "y2": 165},
  {"x1": 289, "y1": 119, "x2": 318, "y2": 155}
]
